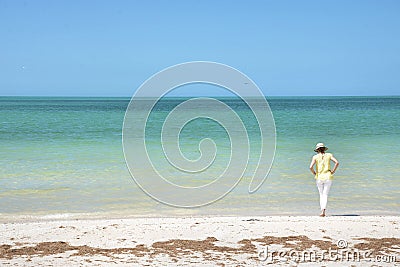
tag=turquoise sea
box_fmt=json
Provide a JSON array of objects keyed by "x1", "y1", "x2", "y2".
[{"x1": 0, "y1": 96, "x2": 399, "y2": 218}]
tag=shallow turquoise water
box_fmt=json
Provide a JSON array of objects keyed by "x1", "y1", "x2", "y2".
[{"x1": 0, "y1": 96, "x2": 399, "y2": 217}]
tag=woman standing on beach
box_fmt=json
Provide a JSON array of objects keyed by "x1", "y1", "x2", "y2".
[{"x1": 309, "y1": 143, "x2": 339, "y2": 217}]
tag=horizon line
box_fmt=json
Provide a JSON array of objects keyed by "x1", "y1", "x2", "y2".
[{"x1": 0, "y1": 94, "x2": 399, "y2": 98}]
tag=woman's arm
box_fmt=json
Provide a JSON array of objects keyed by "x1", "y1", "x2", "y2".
[
  {"x1": 309, "y1": 157, "x2": 316, "y2": 175},
  {"x1": 330, "y1": 155, "x2": 339, "y2": 174}
]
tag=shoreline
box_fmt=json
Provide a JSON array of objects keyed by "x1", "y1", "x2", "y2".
[
  {"x1": 1, "y1": 215, "x2": 399, "y2": 266},
  {"x1": 2, "y1": 210, "x2": 400, "y2": 224}
]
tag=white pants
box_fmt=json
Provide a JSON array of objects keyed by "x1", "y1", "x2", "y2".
[{"x1": 316, "y1": 179, "x2": 332, "y2": 210}]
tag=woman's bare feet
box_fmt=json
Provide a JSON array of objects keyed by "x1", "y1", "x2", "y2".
[{"x1": 319, "y1": 209, "x2": 326, "y2": 217}]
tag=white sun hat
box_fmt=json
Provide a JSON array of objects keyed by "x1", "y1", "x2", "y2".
[{"x1": 314, "y1": 142, "x2": 328, "y2": 152}]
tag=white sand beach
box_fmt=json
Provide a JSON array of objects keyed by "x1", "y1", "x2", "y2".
[{"x1": 1, "y1": 215, "x2": 399, "y2": 266}]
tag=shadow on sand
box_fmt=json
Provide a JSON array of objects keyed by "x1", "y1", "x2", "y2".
[{"x1": 331, "y1": 214, "x2": 360, "y2": 216}]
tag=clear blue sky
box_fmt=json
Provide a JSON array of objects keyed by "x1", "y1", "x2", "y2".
[{"x1": 1, "y1": 0, "x2": 399, "y2": 96}]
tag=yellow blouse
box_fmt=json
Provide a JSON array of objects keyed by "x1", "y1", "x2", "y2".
[{"x1": 313, "y1": 153, "x2": 333, "y2": 181}]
